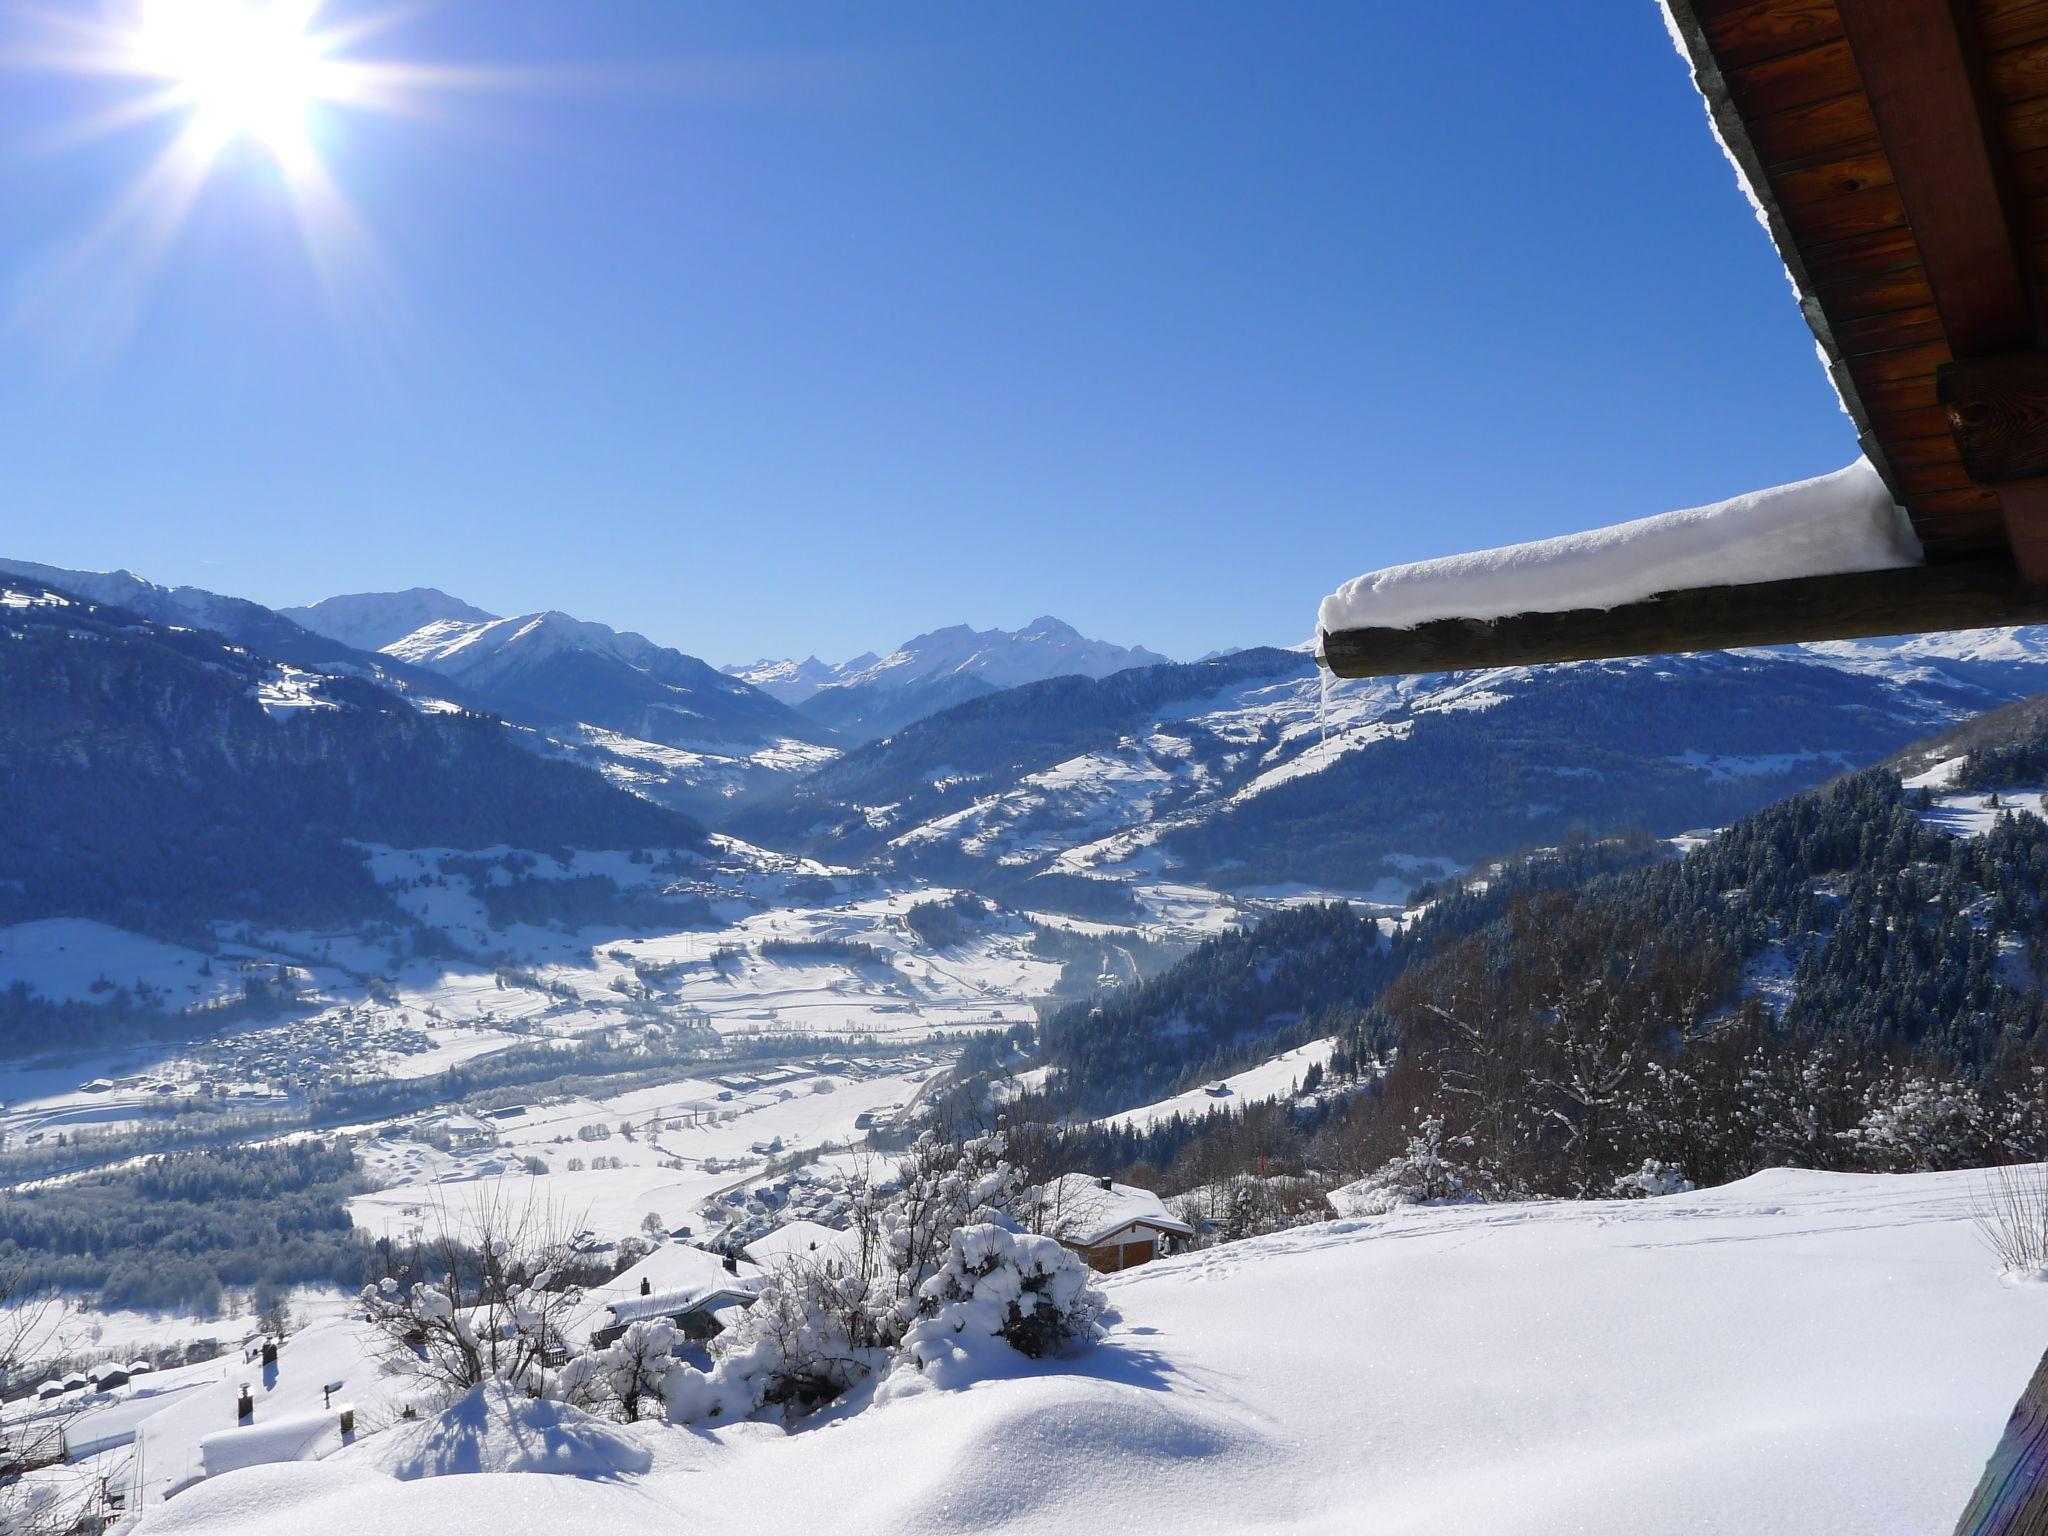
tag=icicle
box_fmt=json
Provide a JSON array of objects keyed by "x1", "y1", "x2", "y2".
[{"x1": 1318, "y1": 661, "x2": 1332, "y2": 764}]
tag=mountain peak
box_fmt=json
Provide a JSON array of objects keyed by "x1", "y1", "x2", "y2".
[{"x1": 285, "y1": 588, "x2": 499, "y2": 654}]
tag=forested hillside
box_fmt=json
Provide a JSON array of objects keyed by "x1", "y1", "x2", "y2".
[
  {"x1": 0, "y1": 579, "x2": 705, "y2": 942},
  {"x1": 1028, "y1": 708, "x2": 2048, "y2": 1200}
]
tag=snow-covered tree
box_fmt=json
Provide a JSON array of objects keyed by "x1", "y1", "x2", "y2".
[
  {"x1": 897, "y1": 1223, "x2": 1102, "y2": 1387},
  {"x1": 360, "y1": 1189, "x2": 583, "y2": 1403},
  {"x1": 1328, "y1": 1116, "x2": 1485, "y2": 1216},
  {"x1": 557, "y1": 1319, "x2": 682, "y2": 1423}
]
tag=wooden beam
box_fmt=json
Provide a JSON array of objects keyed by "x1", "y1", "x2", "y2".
[
  {"x1": 1942, "y1": 352, "x2": 2048, "y2": 482},
  {"x1": 1951, "y1": 1344, "x2": 2048, "y2": 1536},
  {"x1": 1835, "y1": 0, "x2": 2035, "y2": 356},
  {"x1": 1318, "y1": 559, "x2": 2048, "y2": 679}
]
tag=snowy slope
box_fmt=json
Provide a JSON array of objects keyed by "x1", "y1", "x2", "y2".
[
  {"x1": 284, "y1": 589, "x2": 499, "y2": 654},
  {"x1": 1094, "y1": 1036, "x2": 1335, "y2": 1131},
  {"x1": 132, "y1": 1167, "x2": 2048, "y2": 1536},
  {"x1": 774, "y1": 640, "x2": 2027, "y2": 913}
]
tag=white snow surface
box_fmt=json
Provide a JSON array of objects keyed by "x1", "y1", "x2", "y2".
[
  {"x1": 132, "y1": 1166, "x2": 2047, "y2": 1536},
  {"x1": 1318, "y1": 458, "x2": 1919, "y2": 634},
  {"x1": 364, "y1": 1383, "x2": 652, "y2": 1481},
  {"x1": 1093, "y1": 1037, "x2": 1336, "y2": 1132}
]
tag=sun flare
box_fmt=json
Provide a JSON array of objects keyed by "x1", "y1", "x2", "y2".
[{"x1": 132, "y1": 0, "x2": 336, "y2": 161}]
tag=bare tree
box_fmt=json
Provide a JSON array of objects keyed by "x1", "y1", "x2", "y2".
[
  {"x1": 360, "y1": 1186, "x2": 587, "y2": 1403},
  {"x1": 0, "y1": 1262, "x2": 88, "y2": 1536}
]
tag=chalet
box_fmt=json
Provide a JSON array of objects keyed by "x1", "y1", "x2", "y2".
[
  {"x1": 87, "y1": 1363, "x2": 130, "y2": 1392},
  {"x1": 1028, "y1": 1174, "x2": 1194, "y2": 1274},
  {"x1": 588, "y1": 1282, "x2": 758, "y2": 1349},
  {"x1": 568, "y1": 1238, "x2": 769, "y2": 1350},
  {"x1": 1312, "y1": 4, "x2": 2048, "y2": 1530}
]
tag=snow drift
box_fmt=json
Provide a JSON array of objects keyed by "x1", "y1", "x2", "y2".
[
  {"x1": 133, "y1": 1166, "x2": 2048, "y2": 1536},
  {"x1": 365, "y1": 1383, "x2": 652, "y2": 1481},
  {"x1": 1318, "y1": 458, "x2": 1920, "y2": 635}
]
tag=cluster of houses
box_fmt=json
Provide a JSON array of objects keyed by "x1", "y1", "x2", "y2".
[
  {"x1": 577, "y1": 1173, "x2": 1197, "y2": 1353},
  {"x1": 34, "y1": 1360, "x2": 153, "y2": 1401}
]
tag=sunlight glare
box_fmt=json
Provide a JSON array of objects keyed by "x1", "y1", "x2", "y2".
[{"x1": 133, "y1": 0, "x2": 333, "y2": 160}]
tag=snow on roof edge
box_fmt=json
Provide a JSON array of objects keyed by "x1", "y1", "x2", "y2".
[{"x1": 1318, "y1": 457, "x2": 1921, "y2": 637}]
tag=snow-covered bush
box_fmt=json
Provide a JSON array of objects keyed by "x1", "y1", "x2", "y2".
[
  {"x1": 1611, "y1": 1159, "x2": 1693, "y2": 1198},
  {"x1": 655, "y1": 1132, "x2": 1053, "y2": 1424},
  {"x1": 662, "y1": 1256, "x2": 891, "y2": 1423},
  {"x1": 556, "y1": 1319, "x2": 683, "y2": 1422},
  {"x1": 897, "y1": 1223, "x2": 1102, "y2": 1388},
  {"x1": 1328, "y1": 1117, "x2": 1484, "y2": 1216},
  {"x1": 1179, "y1": 1174, "x2": 1328, "y2": 1243},
  {"x1": 1848, "y1": 1073, "x2": 1989, "y2": 1173}
]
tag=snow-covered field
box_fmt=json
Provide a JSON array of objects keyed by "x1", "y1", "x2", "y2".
[
  {"x1": 125, "y1": 1166, "x2": 2048, "y2": 1536},
  {"x1": 1093, "y1": 1037, "x2": 1335, "y2": 1131},
  {"x1": 348, "y1": 1059, "x2": 937, "y2": 1244}
]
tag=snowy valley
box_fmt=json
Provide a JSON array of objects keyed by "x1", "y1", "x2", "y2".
[{"x1": 9, "y1": 558, "x2": 2048, "y2": 1535}]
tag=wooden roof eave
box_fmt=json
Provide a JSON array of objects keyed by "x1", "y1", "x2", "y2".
[
  {"x1": 1324, "y1": 0, "x2": 2048, "y2": 679},
  {"x1": 1318, "y1": 556, "x2": 2048, "y2": 679},
  {"x1": 1661, "y1": 0, "x2": 1900, "y2": 501}
]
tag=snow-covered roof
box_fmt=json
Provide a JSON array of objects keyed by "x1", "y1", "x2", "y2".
[
  {"x1": 742, "y1": 1220, "x2": 859, "y2": 1269},
  {"x1": 1318, "y1": 459, "x2": 1918, "y2": 638},
  {"x1": 570, "y1": 1242, "x2": 768, "y2": 1342},
  {"x1": 1028, "y1": 1175, "x2": 1194, "y2": 1248},
  {"x1": 602, "y1": 1282, "x2": 759, "y2": 1331}
]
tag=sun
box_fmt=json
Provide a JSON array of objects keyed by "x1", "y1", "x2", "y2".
[{"x1": 132, "y1": 0, "x2": 337, "y2": 162}]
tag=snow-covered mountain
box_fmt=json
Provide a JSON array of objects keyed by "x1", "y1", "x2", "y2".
[
  {"x1": 283, "y1": 587, "x2": 498, "y2": 653},
  {"x1": 724, "y1": 653, "x2": 877, "y2": 705},
  {"x1": 733, "y1": 632, "x2": 2048, "y2": 918},
  {"x1": 358, "y1": 608, "x2": 827, "y2": 754},
  {"x1": 0, "y1": 558, "x2": 405, "y2": 675},
  {"x1": 736, "y1": 617, "x2": 1172, "y2": 742}
]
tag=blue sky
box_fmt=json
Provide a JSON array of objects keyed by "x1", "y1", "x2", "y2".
[{"x1": 0, "y1": 2, "x2": 1858, "y2": 665}]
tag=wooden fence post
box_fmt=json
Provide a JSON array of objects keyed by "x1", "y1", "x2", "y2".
[{"x1": 1955, "y1": 1348, "x2": 2048, "y2": 1535}]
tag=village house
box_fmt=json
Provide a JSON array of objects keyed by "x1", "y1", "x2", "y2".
[{"x1": 1030, "y1": 1174, "x2": 1194, "y2": 1274}]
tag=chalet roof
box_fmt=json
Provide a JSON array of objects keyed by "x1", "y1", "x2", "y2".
[
  {"x1": 602, "y1": 1282, "x2": 760, "y2": 1331},
  {"x1": 742, "y1": 1220, "x2": 859, "y2": 1269},
  {"x1": 1029, "y1": 1175, "x2": 1195, "y2": 1249},
  {"x1": 1322, "y1": 0, "x2": 2048, "y2": 677}
]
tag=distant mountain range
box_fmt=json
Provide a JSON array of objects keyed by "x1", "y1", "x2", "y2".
[
  {"x1": 17, "y1": 551, "x2": 2048, "y2": 932},
  {"x1": 0, "y1": 569, "x2": 704, "y2": 951},
  {"x1": 728, "y1": 618, "x2": 1173, "y2": 743}
]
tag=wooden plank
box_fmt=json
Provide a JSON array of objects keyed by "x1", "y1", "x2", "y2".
[
  {"x1": 2004, "y1": 93, "x2": 2048, "y2": 155},
  {"x1": 1838, "y1": 0, "x2": 2038, "y2": 354},
  {"x1": 1868, "y1": 399, "x2": 1962, "y2": 440},
  {"x1": 1986, "y1": 39, "x2": 2048, "y2": 103},
  {"x1": 1846, "y1": 336, "x2": 1954, "y2": 382},
  {"x1": 1773, "y1": 143, "x2": 1897, "y2": 203},
  {"x1": 1747, "y1": 89, "x2": 1881, "y2": 167},
  {"x1": 1778, "y1": 176, "x2": 1910, "y2": 244},
  {"x1": 1319, "y1": 560, "x2": 2048, "y2": 679},
  {"x1": 1836, "y1": 303, "x2": 1949, "y2": 353},
  {"x1": 1747, "y1": 89, "x2": 1882, "y2": 165},
  {"x1": 1939, "y1": 349, "x2": 2048, "y2": 477},
  {"x1": 1981, "y1": 0, "x2": 2048, "y2": 54},
  {"x1": 1727, "y1": 36, "x2": 1864, "y2": 117},
  {"x1": 1950, "y1": 1343, "x2": 2048, "y2": 1535},
  {"x1": 1997, "y1": 476, "x2": 2048, "y2": 580},
  {"x1": 1702, "y1": 0, "x2": 1844, "y2": 72}
]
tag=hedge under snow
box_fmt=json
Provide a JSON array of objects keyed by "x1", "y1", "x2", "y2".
[{"x1": 1317, "y1": 457, "x2": 1920, "y2": 635}]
